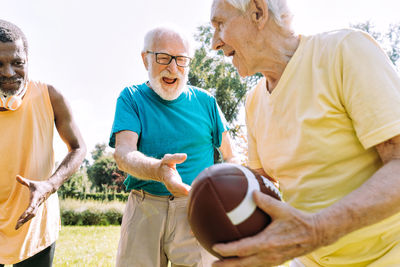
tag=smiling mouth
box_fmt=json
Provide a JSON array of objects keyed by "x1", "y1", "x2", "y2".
[{"x1": 162, "y1": 77, "x2": 178, "y2": 85}]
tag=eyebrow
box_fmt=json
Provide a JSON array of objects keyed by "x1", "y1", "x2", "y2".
[{"x1": 210, "y1": 17, "x2": 221, "y2": 27}]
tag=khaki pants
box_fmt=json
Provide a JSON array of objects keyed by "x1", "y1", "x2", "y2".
[{"x1": 116, "y1": 190, "x2": 217, "y2": 267}]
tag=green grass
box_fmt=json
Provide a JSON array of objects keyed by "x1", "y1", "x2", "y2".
[{"x1": 53, "y1": 226, "x2": 120, "y2": 267}]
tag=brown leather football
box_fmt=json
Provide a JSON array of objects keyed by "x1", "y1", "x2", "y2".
[{"x1": 187, "y1": 163, "x2": 282, "y2": 259}]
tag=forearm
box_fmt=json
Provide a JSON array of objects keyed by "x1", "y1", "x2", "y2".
[
  {"x1": 314, "y1": 159, "x2": 400, "y2": 246},
  {"x1": 47, "y1": 146, "x2": 86, "y2": 193},
  {"x1": 220, "y1": 131, "x2": 241, "y2": 164},
  {"x1": 114, "y1": 146, "x2": 162, "y2": 181}
]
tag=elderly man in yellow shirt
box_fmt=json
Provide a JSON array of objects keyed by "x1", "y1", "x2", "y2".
[
  {"x1": 209, "y1": 0, "x2": 400, "y2": 266},
  {"x1": 0, "y1": 20, "x2": 86, "y2": 266}
]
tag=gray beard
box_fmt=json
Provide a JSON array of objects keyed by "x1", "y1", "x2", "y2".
[
  {"x1": 148, "y1": 73, "x2": 188, "y2": 101},
  {"x1": 0, "y1": 85, "x2": 23, "y2": 97}
]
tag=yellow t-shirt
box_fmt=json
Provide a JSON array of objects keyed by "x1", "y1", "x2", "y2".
[
  {"x1": 0, "y1": 81, "x2": 60, "y2": 264},
  {"x1": 246, "y1": 29, "x2": 400, "y2": 266}
]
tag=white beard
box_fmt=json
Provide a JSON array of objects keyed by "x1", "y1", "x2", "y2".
[{"x1": 148, "y1": 65, "x2": 188, "y2": 101}]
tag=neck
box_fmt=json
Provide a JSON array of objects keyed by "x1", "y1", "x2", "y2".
[
  {"x1": 0, "y1": 81, "x2": 28, "y2": 111},
  {"x1": 257, "y1": 21, "x2": 300, "y2": 93}
]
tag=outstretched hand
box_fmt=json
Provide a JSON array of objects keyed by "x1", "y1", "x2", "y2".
[
  {"x1": 212, "y1": 191, "x2": 322, "y2": 267},
  {"x1": 15, "y1": 175, "x2": 55, "y2": 230},
  {"x1": 159, "y1": 153, "x2": 191, "y2": 197}
]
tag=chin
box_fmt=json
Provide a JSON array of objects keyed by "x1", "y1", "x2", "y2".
[
  {"x1": 233, "y1": 58, "x2": 250, "y2": 78},
  {"x1": 154, "y1": 81, "x2": 184, "y2": 101},
  {"x1": 148, "y1": 70, "x2": 188, "y2": 101},
  {"x1": 235, "y1": 65, "x2": 251, "y2": 78},
  {"x1": 0, "y1": 84, "x2": 23, "y2": 97}
]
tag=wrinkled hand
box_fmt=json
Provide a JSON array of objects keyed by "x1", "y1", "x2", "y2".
[
  {"x1": 212, "y1": 191, "x2": 321, "y2": 267},
  {"x1": 15, "y1": 175, "x2": 55, "y2": 230},
  {"x1": 159, "y1": 153, "x2": 191, "y2": 197}
]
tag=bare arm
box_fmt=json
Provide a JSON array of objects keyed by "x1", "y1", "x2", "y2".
[
  {"x1": 212, "y1": 135, "x2": 400, "y2": 266},
  {"x1": 114, "y1": 130, "x2": 190, "y2": 196},
  {"x1": 219, "y1": 131, "x2": 240, "y2": 164},
  {"x1": 16, "y1": 85, "x2": 86, "y2": 229}
]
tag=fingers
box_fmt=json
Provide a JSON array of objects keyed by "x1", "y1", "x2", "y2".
[
  {"x1": 15, "y1": 205, "x2": 38, "y2": 230},
  {"x1": 169, "y1": 181, "x2": 191, "y2": 197},
  {"x1": 212, "y1": 192, "x2": 286, "y2": 258},
  {"x1": 162, "y1": 153, "x2": 187, "y2": 165},
  {"x1": 16, "y1": 175, "x2": 30, "y2": 187},
  {"x1": 213, "y1": 234, "x2": 264, "y2": 258},
  {"x1": 253, "y1": 190, "x2": 285, "y2": 219}
]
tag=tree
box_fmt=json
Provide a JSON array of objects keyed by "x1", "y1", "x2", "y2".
[
  {"x1": 188, "y1": 24, "x2": 261, "y2": 164},
  {"x1": 58, "y1": 166, "x2": 91, "y2": 198},
  {"x1": 351, "y1": 21, "x2": 400, "y2": 69},
  {"x1": 188, "y1": 24, "x2": 262, "y2": 125},
  {"x1": 91, "y1": 143, "x2": 107, "y2": 161},
  {"x1": 86, "y1": 143, "x2": 127, "y2": 192}
]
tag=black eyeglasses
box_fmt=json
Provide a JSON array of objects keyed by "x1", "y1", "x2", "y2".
[{"x1": 146, "y1": 51, "x2": 192, "y2": 67}]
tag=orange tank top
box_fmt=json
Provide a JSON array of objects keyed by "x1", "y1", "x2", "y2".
[{"x1": 0, "y1": 81, "x2": 60, "y2": 264}]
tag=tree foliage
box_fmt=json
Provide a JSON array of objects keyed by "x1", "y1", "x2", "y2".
[
  {"x1": 86, "y1": 143, "x2": 127, "y2": 192},
  {"x1": 351, "y1": 21, "x2": 400, "y2": 69},
  {"x1": 58, "y1": 167, "x2": 91, "y2": 198},
  {"x1": 188, "y1": 24, "x2": 262, "y2": 125}
]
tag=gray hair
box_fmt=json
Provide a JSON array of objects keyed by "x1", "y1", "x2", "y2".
[
  {"x1": 142, "y1": 26, "x2": 194, "y2": 57},
  {"x1": 0, "y1": 19, "x2": 28, "y2": 53},
  {"x1": 225, "y1": 0, "x2": 292, "y2": 28}
]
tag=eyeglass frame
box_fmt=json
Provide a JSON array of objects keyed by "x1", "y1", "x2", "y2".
[{"x1": 146, "y1": 51, "x2": 192, "y2": 67}]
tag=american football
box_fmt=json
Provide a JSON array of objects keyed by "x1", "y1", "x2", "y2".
[{"x1": 187, "y1": 163, "x2": 282, "y2": 259}]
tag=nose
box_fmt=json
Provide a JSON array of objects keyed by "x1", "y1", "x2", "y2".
[
  {"x1": 166, "y1": 58, "x2": 179, "y2": 73},
  {"x1": 212, "y1": 31, "x2": 224, "y2": 51},
  {"x1": 0, "y1": 64, "x2": 16, "y2": 77}
]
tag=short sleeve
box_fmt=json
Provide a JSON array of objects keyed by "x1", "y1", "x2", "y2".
[
  {"x1": 212, "y1": 97, "x2": 229, "y2": 148},
  {"x1": 339, "y1": 31, "x2": 400, "y2": 148},
  {"x1": 109, "y1": 88, "x2": 142, "y2": 148}
]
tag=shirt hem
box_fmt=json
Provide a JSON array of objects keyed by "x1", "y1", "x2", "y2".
[{"x1": 359, "y1": 120, "x2": 400, "y2": 149}]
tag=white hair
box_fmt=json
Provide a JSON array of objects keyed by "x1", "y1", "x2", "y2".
[
  {"x1": 225, "y1": 0, "x2": 292, "y2": 28},
  {"x1": 142, "y1": 25, "x2": 194, "y2": 57}
]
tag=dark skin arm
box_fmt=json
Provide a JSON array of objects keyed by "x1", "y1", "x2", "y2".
[
  {"x1": 15, "y1": 85, "x2": 86, "y2": 230},
  {"x1": 212, "y1": 135, "x2": 400, "y2": 266}
]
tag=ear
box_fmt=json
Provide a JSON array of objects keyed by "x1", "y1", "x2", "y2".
[
  {"x1": 248, "y1": 0, "x2": 268, "y2": 30},
  {"x1": 141, "y1": 52, "x2": 149, "y2": 70}
]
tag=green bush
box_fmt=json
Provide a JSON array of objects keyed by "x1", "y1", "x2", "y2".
[
  {"x1": 61, "y1": 209, "x2": 123, "y2": 226},
  {"x1": 62, "y1": 210, "x2": 82, "y2": 225},
  {"x1": 60, "y1": 199, "x2": 125, "y2": 226},
  {"x1": 104, "y1": 208, "x2": 123, "y2": 225},
  {"x1": 59, "y1": 192, "x2": 129, "y2": 202}
]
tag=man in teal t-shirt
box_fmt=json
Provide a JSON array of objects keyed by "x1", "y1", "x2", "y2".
[{"x1": 109, "y1": 26, "x2": 237, "y2": 267}]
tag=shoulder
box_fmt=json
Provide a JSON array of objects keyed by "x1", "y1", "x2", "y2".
[
  {"x1": 119, "y1": 83, "x2": 145, "y2": 98},
  {"x1": 306, "y1": 28, "x2": 374, "y2": 50},
  {"x1": 186, "y1": 85, "x2": 215, "y2": 102},
  {"x1": 308, "y1": 28, "x2": 357, "y2": 42},
  {"x1": 46, "y1": 84, "x2": 65, "y2": 105},
  {"x1": 116, "y1": 83, "x2": 148, "y2": 105}
]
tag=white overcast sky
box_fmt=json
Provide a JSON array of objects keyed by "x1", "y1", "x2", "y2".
[{"x1": 1, "y1": 0, "x2": 399, "y2": 162}]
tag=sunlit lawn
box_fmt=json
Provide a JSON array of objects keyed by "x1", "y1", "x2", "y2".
[{"x1": 53, "y1": 226, "x2": 120, "y2": 267}]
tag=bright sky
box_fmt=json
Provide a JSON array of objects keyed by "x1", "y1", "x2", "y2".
[{"x1": 1, "y1": 0, "x2": 399, "y2": 162}]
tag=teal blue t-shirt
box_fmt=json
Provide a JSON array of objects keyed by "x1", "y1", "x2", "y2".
[{"x1": 109, "y1": 82, "x2": 228, "y2": 195}]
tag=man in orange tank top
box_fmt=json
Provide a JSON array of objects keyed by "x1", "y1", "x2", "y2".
[{"x1": 0, "y1": 20, "x2": 86, "y2": 266}]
